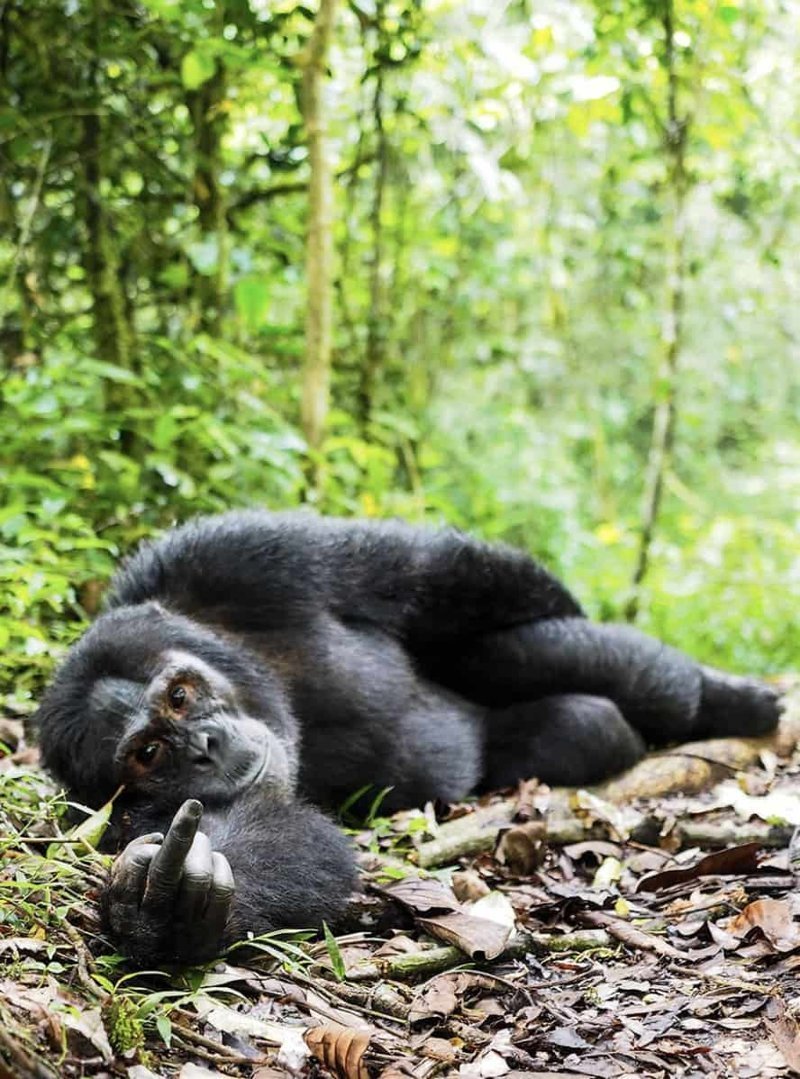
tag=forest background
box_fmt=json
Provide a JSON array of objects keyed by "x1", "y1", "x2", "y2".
[{"x1": 1, "y1": 0, "x2": 799, "y2": 719}]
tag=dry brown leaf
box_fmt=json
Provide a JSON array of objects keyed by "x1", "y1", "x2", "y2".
[
  {"x1": 563, "y1": 840, "x2": 622, "y2": 862},
  {"x1": 408, "y1": 974, "x2": 460, "y2": 1023},
  {"x1": 373, "y1": 934, "x2": 424, "y2": 957},
  {"x1": 725, "y1": 898, "x2": 800, "y2": 952},
  {"x1": 379, "y1": 877, "x2": 460, "y2": 914},
  {"x1": 420, "y1": 1036, "x2": 461, "y2": 1063},
  {"x1": 377, "y1": 1062, "x2": 418, "y2": 1079},
  {"x1": 417, "y1": 911, "x2": 511, "y2": 960},
  {"x1": 305, "y1": 1023, "x2": 370, "y2": 1079},
  {"x1": 452, "y1": 870, "x2": 491, "y2": 903},
  {"x1": 637, "y1": 841, "x2": 763, "y2": 893},
  {"x1": 766, "y1": 1000, "x2": 800, "y2": 1075},
  {"x1": 408, "y1": 979, "x2": 457, "y2": 1018},
  {"x1": 514, "y1": 777, "x2": 550, "y2": 821},
  {"x1": 495, "y1": 820, "x2": 547, "y2": 875}
]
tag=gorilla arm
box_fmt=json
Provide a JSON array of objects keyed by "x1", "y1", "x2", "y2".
[{"x1": 103, "y1": 798, "x2": 358, "y2": 967}]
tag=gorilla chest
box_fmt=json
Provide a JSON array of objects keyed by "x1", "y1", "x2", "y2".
[{"x1": 251, "y1": 618, "x2": 484, "y2": 808}]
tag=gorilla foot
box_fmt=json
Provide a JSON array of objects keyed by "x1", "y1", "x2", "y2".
[{"x1": 696, "y1": 667, "x2": 782, "y2": 739}]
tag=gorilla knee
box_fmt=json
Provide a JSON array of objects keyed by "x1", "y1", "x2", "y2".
[{"x1": 485, "y1": 694, "x2": 645, "y2": 789}]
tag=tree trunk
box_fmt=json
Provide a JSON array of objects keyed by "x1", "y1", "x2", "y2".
[
  {"x1": 625, "y1": 0, "x2": 688, "y2": 622},
  {"x1": 187, "y1": 58, "x2": 228, "y2": 336},
  {"x1": 80, "y1": 0, "x2": 136, "y2": 443},
  {"x1": 299, "y1": 0, "x2": 338, "y2": 474},
  {"x1": 358, "y1": 1, "x2": 389, "y2": 430}
]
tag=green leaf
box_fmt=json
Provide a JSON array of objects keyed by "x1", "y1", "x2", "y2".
[
  {"x1": 322, "y1": 921, "x2": 346, "y2": 982},
  {"x1": 234, "y1": 275, "x2": 271, "y2": 332},
  {"x1": 155, "y1": 1014, "x2": 173, "y2": 1048},
  {"x1": 81, "y1": 359, "x2": 145, "y2": 387},
  {"x1": 181, "y1": 48, "x2": 216, "y2": 91},
  {"x1": 46, "y1": 799, "x2": 113, "y2": 858},
  {"x1": 718, "y1": 5, "x2": 741, "y2": 24}
]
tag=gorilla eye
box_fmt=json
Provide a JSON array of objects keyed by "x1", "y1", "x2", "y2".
[
  {"x1": 167, "y1": 683, "x2": 189, "y2": 712},
  {"x1": 135, "y1": 742, "x2": 162, "y2": 766}
]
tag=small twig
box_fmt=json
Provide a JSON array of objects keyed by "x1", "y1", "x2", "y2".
[
  {"x1": 60, "y1": 919, "x2": 106, "y2": 1000},
  {"x1": 173, "y1": 1009, "x2": 265, "y2": 1058},
  {"x1": 172, "y1": 1035, "x2": 263, "y2": 1067},
  {"x1": 578, "y1": 909, "x2": 685, "y2": 960}
]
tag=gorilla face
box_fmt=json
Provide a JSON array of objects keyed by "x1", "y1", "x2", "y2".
[
  {"x1": 92, "y1": 650, "x2": 290, "y2": 806},
  {"x1": 37, "y1": 602, "x2": 298, "y2": 809}
]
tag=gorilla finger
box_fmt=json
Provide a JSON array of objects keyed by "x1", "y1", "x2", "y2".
[
  {"x1": 145, "y1": 799, "x2": 203, "y2": 898},
  {"x1": 112, "y1": 841, "x2": 163, "y2": 893},
  {"x1": 173, "y1": 832, "x2": 215, "y2": 923},
  {"x1": 204, "y1": 852, "x2": 235, "y2": 940},
  {"x1": 108, "y1": 843, "x2": 163, "y2": 929}
]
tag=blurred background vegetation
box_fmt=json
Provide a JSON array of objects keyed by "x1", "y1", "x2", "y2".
[{"x1": 1, "y1": 0, "x2": 798, "y2": 715}]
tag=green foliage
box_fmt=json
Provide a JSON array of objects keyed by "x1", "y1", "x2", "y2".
[
  {"x1": 102, "y1": 995, "x2": 146, "y2": 1055},
  {"x1": 322, "y1": 921, "x2": 347, "y2": 982},
  {"x1": 0, "y1": 0, "x2": 798, "y2": 715}
]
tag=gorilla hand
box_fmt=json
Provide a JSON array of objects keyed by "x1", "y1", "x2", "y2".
[{"x1": 103, "y1": 799, "x2": 235, "y2": 966}]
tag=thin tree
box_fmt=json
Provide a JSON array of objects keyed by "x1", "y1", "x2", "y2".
[
  {"x1": 358, "y1": 0, "x2": 389, "y2": 430},
  {"x1": 625, "y1": 0, "x2": 689, "y2": 622},
  {"x1": 299, "y1": 0, "x2": 339, "y2": 477},
  {"x1": 187, "y1": 58, "x2": 228, "y2": 336}
]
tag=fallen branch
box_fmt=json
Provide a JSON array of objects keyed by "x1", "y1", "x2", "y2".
[
  {"x1": 678, "y1": 819, "x2": 793, "y2": 850},
  {"x1": 413, "y1": 712, "x2": 800, "y2": 868},
  {"x1": 346, "y1": 929, "x2": 611, "y2": 982}
]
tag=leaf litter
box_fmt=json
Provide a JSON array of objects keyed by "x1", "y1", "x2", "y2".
[{"x1": 2, "y1": 685, "x2": 800, "y2": 1076}]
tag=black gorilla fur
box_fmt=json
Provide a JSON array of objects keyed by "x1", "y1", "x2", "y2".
[{"x1": 36, "y1": 511, "x2": 780, "y2": 965}]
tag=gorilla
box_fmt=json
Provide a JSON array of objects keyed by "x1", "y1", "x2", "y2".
[{"x1": 35, "y1": 511, "x2": 780, "y2": 966}]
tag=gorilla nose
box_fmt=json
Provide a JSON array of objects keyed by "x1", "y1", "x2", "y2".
[{"x1": 190, "y1": 730, "x2": 223, "y2": 764}]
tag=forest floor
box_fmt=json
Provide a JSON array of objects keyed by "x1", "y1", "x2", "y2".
[{"x1": 2, "y1": 683, "x2": 800, "y2": 1079}]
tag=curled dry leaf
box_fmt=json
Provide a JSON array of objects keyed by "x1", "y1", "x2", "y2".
[
  {"x1": 418, "y1": 911, "x2": 512, "y2": 960},
  {"x1": 305, "y1": 1023, "x2": 370, "y2": 1079},
  {"x1": 495, "y1": 820, "x2": 547, "y2": 876},
  {"x1": 408, "y1": 974, "x2": 459, "y2": 1023},
  {"x1": 724, "y1": 898, "x2": 800, "y2": 953},
  {"x1": 378, "y1": 877, "x2": 460, "y2": 915},
  {"x1": 452, "y1": 869, "x2": 491, "y2": 903},
  {"x1": 637, "y1": 841, "x2": 763, "y2": 893},
  {"x1": 765, "y1": 1000, "x2": 800, "y2": 1072},
  {"x1": 563, "y1": 840, "x2": 622, "y2": 862},
  {"x1": 468, "y1": 890, "x2": 517, "y2": 931}
]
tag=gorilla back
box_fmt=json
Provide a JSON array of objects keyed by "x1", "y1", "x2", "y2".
[{"x1": 36, "y1": 511, "x2": 780, "y2": 965}]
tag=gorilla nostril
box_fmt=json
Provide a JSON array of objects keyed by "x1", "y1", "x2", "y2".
[{"x1": 192, "y1": 731, "x2": 220, "y2": 764}]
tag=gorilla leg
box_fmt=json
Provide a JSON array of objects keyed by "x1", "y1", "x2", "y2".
[
  {"x1": 484, "y1": 694, "x2": 646, "y2": 789},
  {"x1": 435, "y1": 619, "x2": 779, "y2": 743}
]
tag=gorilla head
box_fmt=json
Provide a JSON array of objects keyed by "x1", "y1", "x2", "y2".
[{"x1": 37, "y1": 601, "x2": 298, "y2": 813}]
